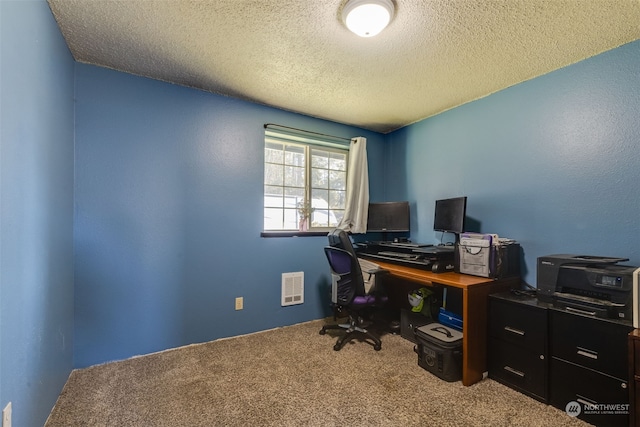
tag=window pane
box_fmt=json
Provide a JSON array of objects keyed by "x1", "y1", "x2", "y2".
[
  {"x1": 265, "y1": 143, "x2": 284, "y2": 163},
  {"x1": 329, "y1": 152, "x2": 347, "y2": 171},
  {"x1": 312, "y1": 209, "x2": 331, "y2": 228},
  {"x1": 310, "y1": 195, "x2": 326, "y2": 209},
  {"x1": 283, "y1": 192, "x2": 303, "y2": 211},
  {"x1": 284, "y1": 165, "x2": 305, "y2": 188},
  {"x1": 311, "y1": 168, "x2": 328, "y2": 189},
  {"x1": 332, "y1": 210, "x2": 344, "y2": 226},
  {"x1": 264, "y1": 185, "x2": 283, "y2": 197},
  {"x1": 311, "y1": 189, "x2": 329, "y2": 206},
  {"x1": 329, "y1": 190, "x2": 346, "y2": 209},
  {"x1": 264, "y1": 192, "x2": 283, "y2": 208},
  {"x1": 264, "y1": 163, "x2": 283, "y2": 186},
  {"x1": 311, "y1": 150, "x2": 329, "y2": 168},
  {"x1": 283, "y1": 208, "x2": 298, "y2": 230},
  {"x1": 329, "y1": 170, "x2": 346, "y2": 190},
  {"x1": 285, "y1": 146, "x2": 305, "y2": 166},
  {"x1": 310, "y1": 195, "x2": 331, "y2": 228},
  {"x1": 284, "y1": 187, "x2": 304, "y2": 199}
]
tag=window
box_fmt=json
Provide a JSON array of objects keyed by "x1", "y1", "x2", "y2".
[{"x1": 264, "y1": 128, "x2": 349, "y2": 232}]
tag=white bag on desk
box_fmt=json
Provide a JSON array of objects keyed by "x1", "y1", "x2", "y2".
[
  {"x1": 458, "y1": 233, "x2": 493, "y2": 277},
  {"x1": 457, "y1": 233, "x2": 520, "y2": 279}
]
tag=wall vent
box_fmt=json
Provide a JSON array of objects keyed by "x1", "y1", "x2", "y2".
[{"x1": 281, "y1": 272, "x2": 304, "y2": 306}]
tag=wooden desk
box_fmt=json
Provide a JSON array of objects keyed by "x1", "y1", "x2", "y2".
[{"x1": 374, "y1": 260, "x2": 519, "y2": 386}]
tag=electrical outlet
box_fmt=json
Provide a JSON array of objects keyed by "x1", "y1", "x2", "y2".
[
  {"x1": 3, "y1": 402, "x2": 11, "y2": 427},
  {"x1": 235, "y1": 297, "x2": 243, "y2": 310}
]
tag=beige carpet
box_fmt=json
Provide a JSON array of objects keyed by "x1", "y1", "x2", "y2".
[{"x1": 46, "y1": 319, "x2": 591, "y2": 427}]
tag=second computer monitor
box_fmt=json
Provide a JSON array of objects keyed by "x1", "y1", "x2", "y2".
[{"x1": 433, "y1": 196, "x2": 467, "y2": 234}]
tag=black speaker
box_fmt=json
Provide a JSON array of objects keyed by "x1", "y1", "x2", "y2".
[{"x1": 431, "y1": 260, "x2": 455, "y2": 274}]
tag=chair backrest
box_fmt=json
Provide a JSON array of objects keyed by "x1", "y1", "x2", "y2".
[
  {"x1": 327, "y1": 228, "x2": 357, "y2": 255},
  {"x1": 324, "y1": 246, "x2": 366, "y2": 306},
  {"x1": 327, "y1": 228, "x2": 363, "y2": 273},
  {"x1": 327, "y1": 228, "x2": 367, "y2": 291}
]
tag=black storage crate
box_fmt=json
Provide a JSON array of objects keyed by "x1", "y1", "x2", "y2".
[{"x1": 415, "y1": 323, "x2": 463, "y2": 382}]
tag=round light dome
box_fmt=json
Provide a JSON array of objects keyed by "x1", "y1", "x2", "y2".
[{"x1": 342, "y1": 0, "x2": 395, "y2": 38}]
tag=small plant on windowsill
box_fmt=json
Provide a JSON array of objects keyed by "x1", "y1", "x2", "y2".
[{"x1": 297, "y1": 200, "x2": 315, "y2": 232}]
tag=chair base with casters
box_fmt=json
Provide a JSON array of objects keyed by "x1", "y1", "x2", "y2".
[{"x1": 319, "y1": 294, "x2": 383, "y2": 351}]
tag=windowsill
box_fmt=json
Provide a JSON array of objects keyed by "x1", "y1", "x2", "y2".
[{"x1": 261, "y1": 231, "x2": 329, "y2": 238}]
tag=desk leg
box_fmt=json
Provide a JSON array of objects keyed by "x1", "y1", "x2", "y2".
[{"x1": 461, "y1": 280, "x2": 514, "y2": 386}]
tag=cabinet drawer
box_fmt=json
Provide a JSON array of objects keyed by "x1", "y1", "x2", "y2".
[
  {"x1": 550, "y1": 358, "x2": 629, "y2": 427},
  {"x1": 549, "y1": 310, "x2": 632, "y2": 380},
  {"x1": 488, "y1": 337, "x2": 547, "y2": 402},
  {"x1": 489, "y1": 297, "x2": 546, "y2": 352}
]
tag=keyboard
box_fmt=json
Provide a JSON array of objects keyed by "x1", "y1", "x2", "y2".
[
  {"x1": 377, "y1": 251, "x2": 420, "y2": 259},
  {"x1": 362, "y1": 252, "x2": 433, "y2": 270},
  {"x1": 388, "y1": 242, "x2": 433, "y2": 248},
  {"x1": 415, "y1": 245, "x2": 455, "y2": 254}
]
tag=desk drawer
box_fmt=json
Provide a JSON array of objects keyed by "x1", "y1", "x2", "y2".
[
  {"x1": 489, "y1": 297, "x2": 547, "y2": 352},
  {"x1": 488, "y1": 337, "x2": 547, "y2": 402},
  {"x1": 550, "y1": 310, "x2": 632, "y2": 380}
]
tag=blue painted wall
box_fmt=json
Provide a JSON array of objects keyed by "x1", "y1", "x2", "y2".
[
  {"x1": 73, "y1": 63, "x2": 387, "y2": 368},
  {"x1": 387, "y1": 40, "x2": 640, "y2": 285},
  {"x1": 0, "y1": 1, "x2": 75, "y2": 426},
  {"x1": 2, "y1": 2, "x2": 639, "y2": 421}
]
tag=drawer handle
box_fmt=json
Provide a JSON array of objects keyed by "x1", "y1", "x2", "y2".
[
  {"x1": 566, "y1": 306, "x2": 597, "y2": 317},
  {"x1": 576, "y1": 394, "x2": 597, "y2": 408},
  {"x1": 503, "y1": 366, "x2": 525, "y2": 378},
  {"x1": 503, "y1": 326, "x2": 525, "y2": 336},
  {"x1": 576, "y1": 347, "x2": 598, "y2": 360}
]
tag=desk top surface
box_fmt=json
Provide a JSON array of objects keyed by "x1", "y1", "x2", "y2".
[{"x1": 374, "y1": 260, "x2": 497, "y2": 289}]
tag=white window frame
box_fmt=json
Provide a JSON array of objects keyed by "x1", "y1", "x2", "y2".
[{"x1": 263, "y1": 127, "x2": 349, "y2": 233}]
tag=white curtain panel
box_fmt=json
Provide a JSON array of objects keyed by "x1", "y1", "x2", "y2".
[{"x1": 338, "y1": 136, "x2": 369, "y2": 233}]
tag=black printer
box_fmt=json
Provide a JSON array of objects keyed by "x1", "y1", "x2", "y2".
[{"x1": 537, "y1": 254, "x2": 639, "y2": 322}]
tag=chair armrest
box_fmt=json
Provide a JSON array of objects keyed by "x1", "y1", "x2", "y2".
[{"x1": 361, "y1": 268, "x2": 389, "y2": 296}]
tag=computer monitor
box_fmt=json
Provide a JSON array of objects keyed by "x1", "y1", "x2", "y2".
[
  {"x1": 367, "y1": 201, "x2": 410, "y2": 232},
  {"x1": 433, "y1": 196, "x2": 467, "y2": 234}
]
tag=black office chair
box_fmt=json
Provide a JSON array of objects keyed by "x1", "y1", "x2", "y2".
[
  {"x1": 326, "y1": 228, "x2": 384, "y2": 296},
  {"x1": 320, "y1": 233, "x2": 388, "y2": 351},
  {"x1": 327, "y1": 227, "x2": 358, "y2": 255}
]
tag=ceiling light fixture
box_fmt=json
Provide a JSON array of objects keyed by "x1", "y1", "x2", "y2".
[{"x1": 342, "y1": 0, "x2": 395, "y2": 38}]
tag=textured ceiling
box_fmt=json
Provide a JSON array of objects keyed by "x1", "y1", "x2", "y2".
[{"x1": 47, "y1": 0, "x2": 640, "y2": 133}]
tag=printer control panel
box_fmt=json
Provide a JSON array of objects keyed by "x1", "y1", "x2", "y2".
[{"x1": 597, "y1": 274, "x2": 624, "y2": 289}]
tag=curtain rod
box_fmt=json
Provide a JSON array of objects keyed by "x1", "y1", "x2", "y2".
[{"x1": 264, "y1": 123, "x2": 353, "y2": 143}]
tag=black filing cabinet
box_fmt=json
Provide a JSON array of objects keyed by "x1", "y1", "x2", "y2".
[
  {"x1": 488, "y1": 292, "x2": 549, "y2": 403},
  {"x1": 549, "y1": 309, "x2": 633, "y2": 427}
]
